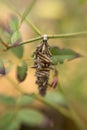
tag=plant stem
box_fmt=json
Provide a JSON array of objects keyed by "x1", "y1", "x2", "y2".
[
  {"x1": 20, "y1": 36, "x2": 42, "y2": 45},
  {"x1": 35, "y1": 95, "x2": 71, "y2": 119},
  {"x1": 5, "y1": 75, "x2": 26, "y2": 95},
  {"x1": 5, "y1": 75, "x2": 87, "y2": 130},
  {"x1": 5, "y1": 0, "x2": 42, "y2": 36},
  {"x1": 7, "y1": 30, "x2": 87, "y2": 49},
  {"x1": 48, "y1": 31, "x2": 87, "y2": 39},
  {"x1": 0, "y1": 38, "x2": 9, "y2": 49},
  {"x1": 5, "y1": 75, "x2": 71, "y2": 119},
  {"x1": 18, "y1": 12, "x2": 42, "y2": 36},
  {"x1": 8, "y1": 36, "x2": 42, "y2": 49},
  {"x1": 20, "y1": 0, "x2": 36, "y2": 26},
  {"x1": 58, "y1": 83, "x2": 86, "y2": 130},
  {"x1": 25, "y1": 19, "x2": 42, "y2": 36}
]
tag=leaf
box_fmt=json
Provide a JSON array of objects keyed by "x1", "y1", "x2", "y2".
[
  {"x1": 4, "y1": 32, "x2": 11, "y2": 44},
  {"x1": 44, "y1": 92, "x2": 66, "y2": 106},
  {"x1": 0, "y1": 111, "x2": 14, "y2": 129},
  {"x1": 50, "y1": 46, "x2": 81, "y2": 64},
  {"x1": 20, "y1": 0, "x2": 36, "y2": 25},
  {"x1": 16, "y1": 61, "x2": 28, "y2": 82},
  {"x1": 6, "y1": 119, "x2": 20, "y2": 130},
  {"x1": 9, "y1": 15, "x2": 19, "y2": 32},
  {"x1": 11, "y1": 46, "x2": 24, "y2": 59},
  {"x1": 18, "y1": 94, "x2": 35, "y2": 106},
  {"x1": 0, "y1": 59, "x2": 6, "y2": 75},
  {"x1": 17, "y1": 109, "x2": 46, "y2": 127},
  {"x1": 11, "y1": 31, "x2": 21, "y2": 46},
  {"x1": 10, "y1": 31, "x2": 23, "y2": 58},
  {"x1": 0, "y1": 111, "x2": 20, "y2": 130},
  {"x1": 0, "y1": 94, "x2": 16, "y2": 105}
]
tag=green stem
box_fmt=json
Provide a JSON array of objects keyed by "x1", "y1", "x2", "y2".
[
  {"x1": 5, "y1": 75, "x2": 87, "y2": 130},
  {"x1": 48, "y1": 31, "x2": 87, "y2": 38},
  {"x1": 5, "y1": 0, "x2": 42, "y2": 36},
  {"x1": 18, "y1": 11, "x2": 42, "y2": 36},
  {"x1": 25, "y1": 19, "x2": 42, "y2": 36},
  {"x1": 58, "y1": 83, "x2": 86, "y2": 130},
  {"x1": 20, "y1": 0, "x2": 36, "y2": 26},
  {"x1": 7, "y1": 30, "x2": 87, "y2": 49},
  {"x1": 19, "y1": 36, "x2": 42, "y2": 44},
  {"x1": 5, "y1": 75, "x2": 26, "y2": 95},
  {"x1": 18, "y1": 4, "x2": 41, "y2": 36},
  {"x1": 8, "y1": 36, "x2": 42, "y2": 49},
  {"x1": 19, "y1": 13, "x2": 42, "y2": 36},
  {"x1": 5, "y1": 75, "x2": 71, "y2": 119},
  {"x1": 0, "y1": 38, "x2": 9, "y2": 49},
  {"x1": 35, "y1": 95, "x2": 71, "y2": 119}
]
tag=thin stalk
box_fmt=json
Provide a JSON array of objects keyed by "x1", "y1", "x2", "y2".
[
  {"x1": 25, "y1": 19, "x2": 42, "y2": 36},
  {"x1": 20, "y1": 0, "x2": 36, "y2": 26},
  {"x1": 18, "y1": 12, "x2": 42, "y2": 36},
  {"x1": 5, "y1": 75, "x2": 26, "y2": 95},
  {"x1": 35, "y1": 95, "x2": 71, "y2": 119},
  {"x1": 5, "y1": 76, "x2": 71, "y2": 119},
  {"x1": 8, "y1": 36, "x2": 42, "y2": 49},
  {"x1": 48, "y1": 31, "x2": 87, "y2": 38},
  {"x1": 5, "y1": 0, "x2": 42, "y2": 36},
  {"x1": 5, "y1": 75, "x2": 87, "y2": 129},
  {"x1": 0, "y1": 38, "x2": 9, "y2": 49},
  {"x1": 7, "y1": 30, "x2": 87, "y2": 49},
  {"x1": 58, "y1": 83, "x2": 86, "y2": 130}
]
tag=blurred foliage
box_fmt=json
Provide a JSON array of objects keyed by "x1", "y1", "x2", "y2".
[
  {"x1": 16, "y1": 61, "x2": 28, "y2": 82},
  {"x1": 50, "y1": 46, "x2": 81, "y2": 64},
  {"x1": 0, "y1": 0, "x2": 87, "y2": 130}
]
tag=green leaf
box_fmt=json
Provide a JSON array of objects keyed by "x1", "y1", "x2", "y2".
[
  {"x1": 0, "y1": 111, "x2": 20, "y2": 130},
  {"x1": 11, "y1": 46, "x2": 24, "y2": 59},
  {"x1": 17, "y1": 109, "x2": 45, "y2": 127},
  {"x1": 6, "y1": 119, "x2": 20, "y2": 130},
  {"x1": 20, "y1": 0, "x2": 36, "y2": 25},
  {"x1": 18, "y1": 94, "x2": 35, "y2": 106},
  {"x1": 0, "y1": 59, "x2": 5, "y2": 75},
  {"x1": 16, "y1": 61, "x2": 28, "y2": 82},
  {"x1": 11, "y1": 31, "x2": 21, "y2": 46},
  {"x1": 4, "y1": 32, "x2": 11, "y2": 44},
  {"x1": 50, "y1": 46, "x2": 81, "y2": 64},
  {"x1": 9, "y1": 15, "x2": 19, "y2": 32},
  {"x1": 45, "y1": 92, "x2": 66, "y2": 106},
  {"x1": 0, "y1": 94, "x2": 16, "y2": 105},
  {"x1": 0, "y1": 111, "x2": 14, "y2": 129}
]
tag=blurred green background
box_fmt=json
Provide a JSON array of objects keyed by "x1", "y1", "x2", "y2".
[{"x1": 0, "y1": 0, "x2": 87, "y2": 130}]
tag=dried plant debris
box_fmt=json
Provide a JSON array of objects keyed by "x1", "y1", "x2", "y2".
[{"x1": 32, "y1": 35, "x2": 53, "y2": 96}]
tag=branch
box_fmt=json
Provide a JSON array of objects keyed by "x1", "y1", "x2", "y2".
[
  {"x1": 0, "y1": 38, "x2": 9, "y2": 49},
  {"x1": 48, "y1": 31, "x2": 87, "y2": 39},
  {"x1": 8, "y1": 36, "x2": 42, "y2": 49},
  {"x1": 7, "y1": 31, "x2": 87, "y2": 49},
  {"x1": 5, "y1": 0, "x2": 42, "y2": 36},
  {"x1": 5, "y1": 73, "x2": 86, "y2": 129},
  {"x1": 35, "y1": 95, "x2": 71, "y2": 119},
  {"x1": 5, "y1": 75, "x2": 71, "y2": 119},
  {"x1": 20, "y1": 0, "x2": 36, "y2": 26},
  {"x1": 58, "y1": 83, "x2": 86, "y2": 130}
]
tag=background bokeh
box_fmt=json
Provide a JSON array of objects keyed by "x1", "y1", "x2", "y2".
[{"x1": 0, "y1": 0, "x2": 87, "y2": 130}]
